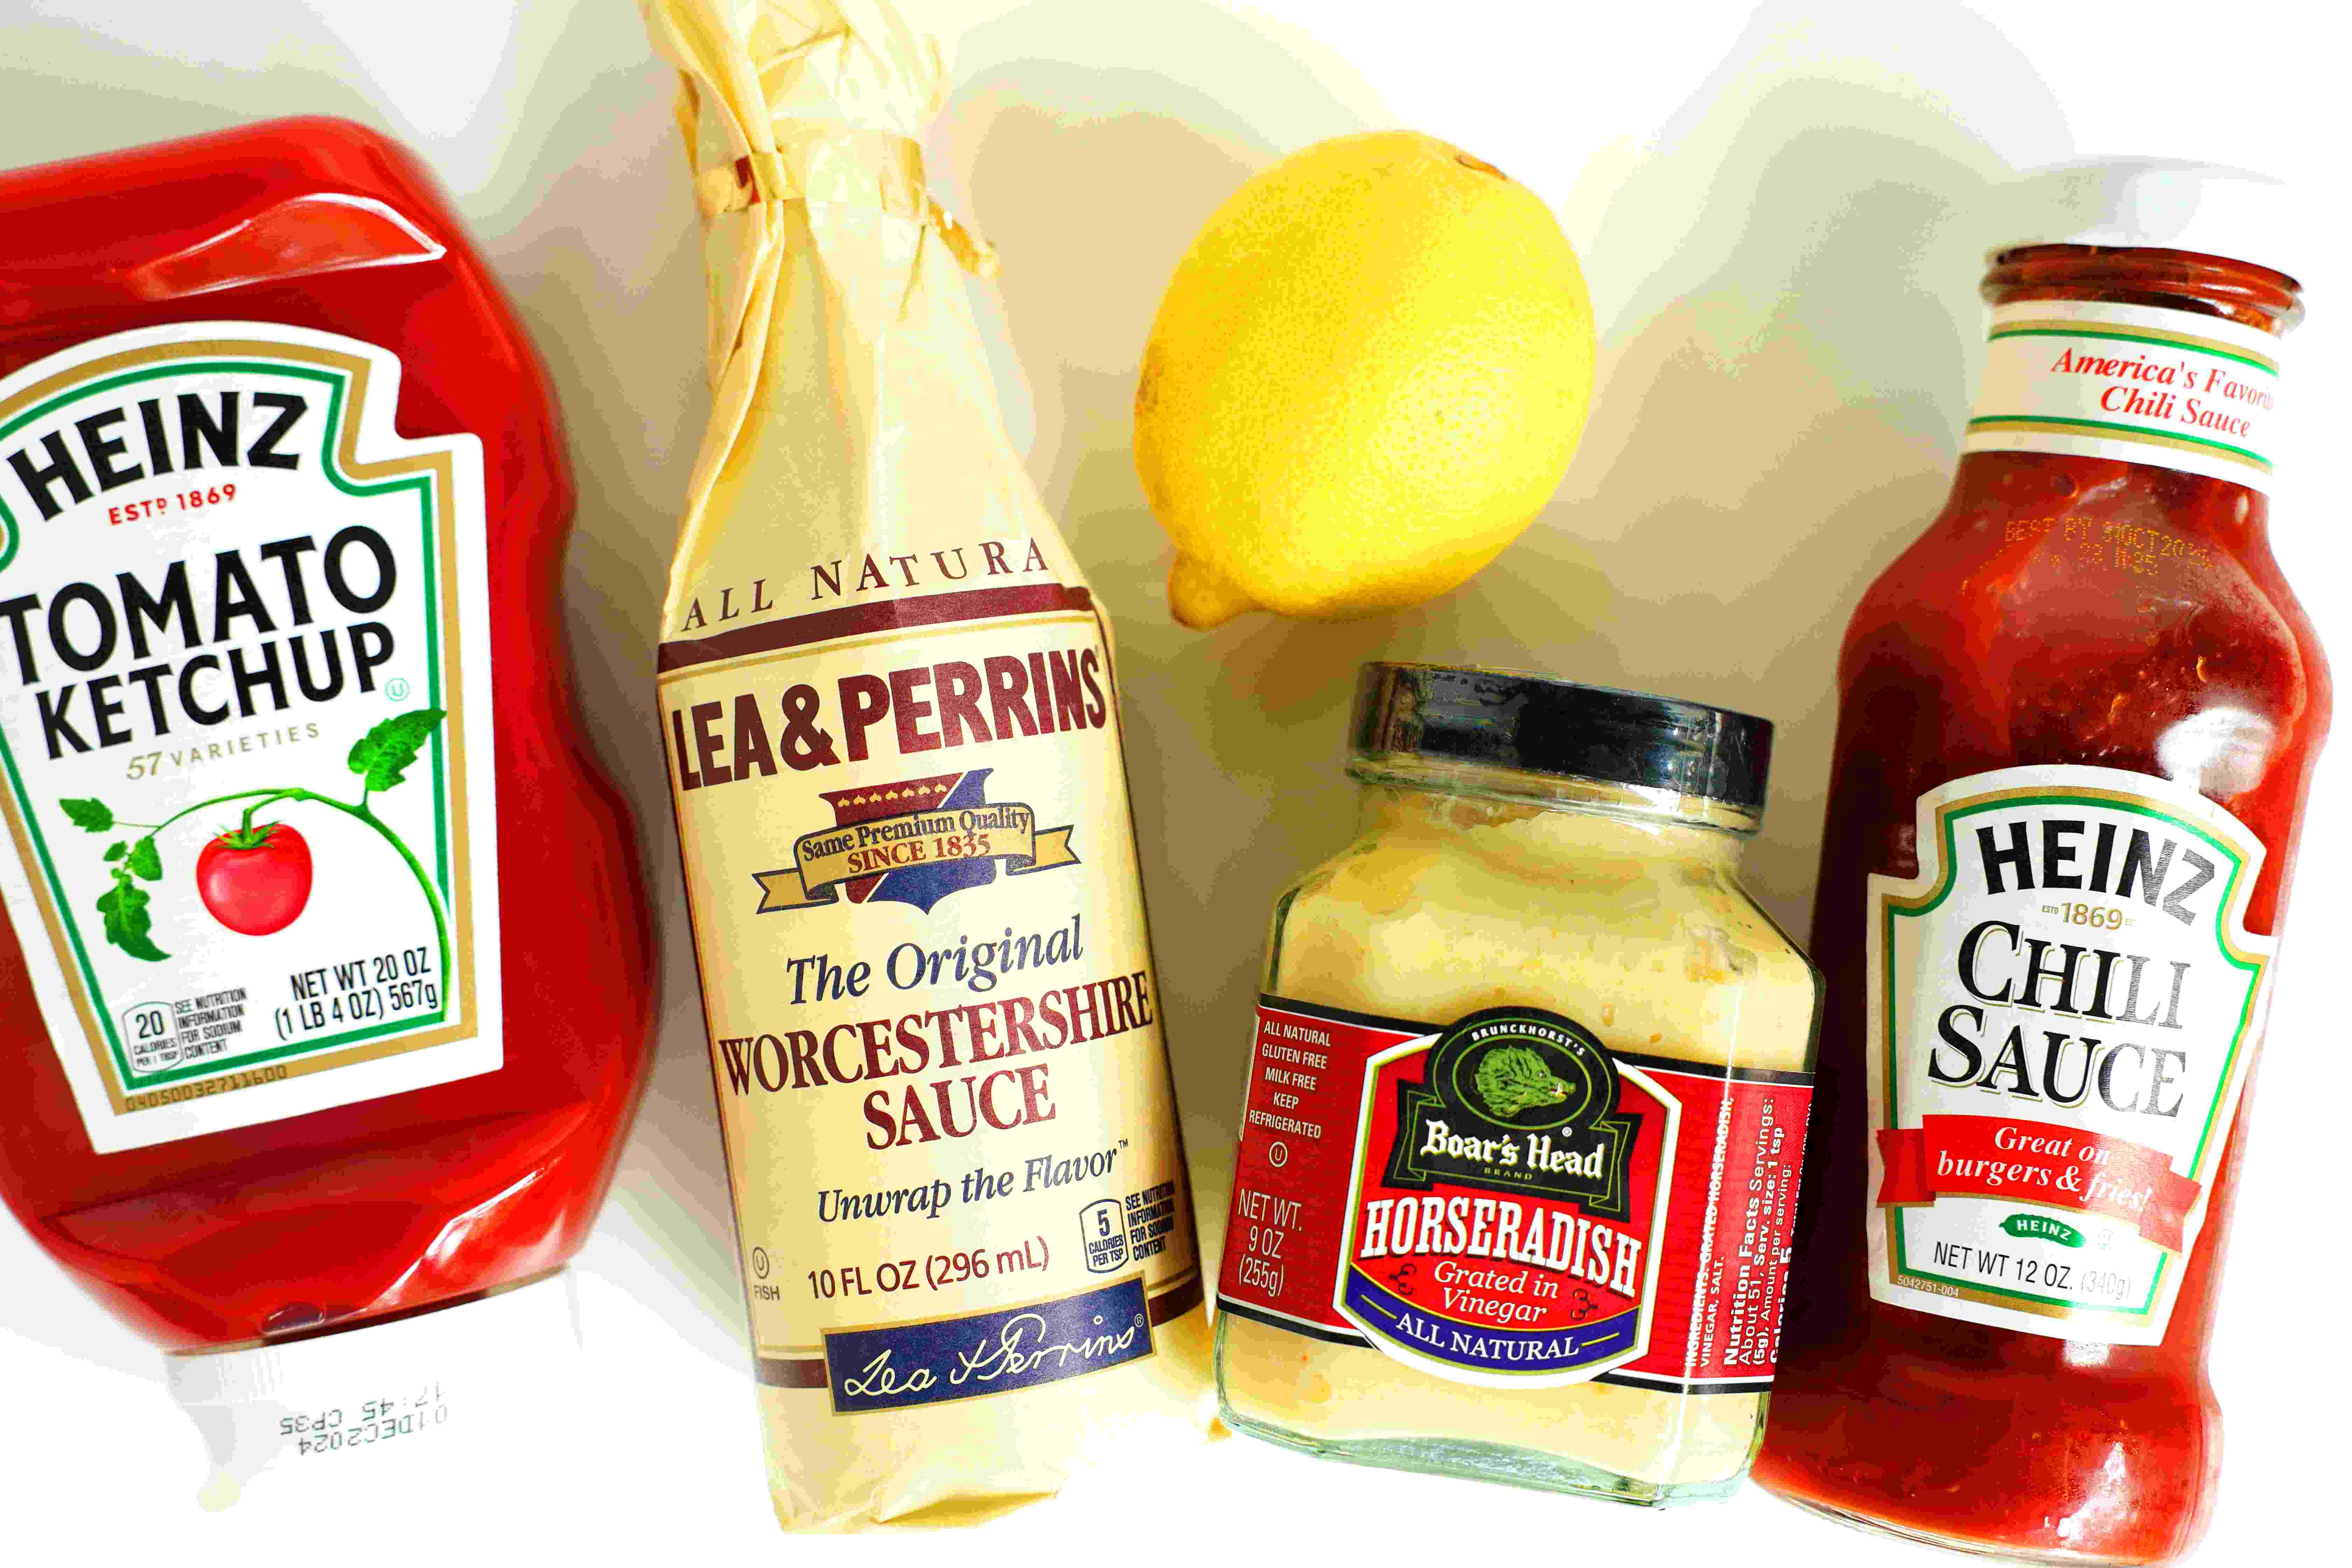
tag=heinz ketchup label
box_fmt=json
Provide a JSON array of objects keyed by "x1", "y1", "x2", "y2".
[
  {"x1": 0, "y1": 323, "x2": 502, "y2": 1154},
  {"x1": 1219, "y1": 999, "x2": 1811, "y2": 1393}
]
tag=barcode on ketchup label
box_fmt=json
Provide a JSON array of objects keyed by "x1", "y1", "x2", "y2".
[{"x1": 1217, "y1": 996, "x2": 1813, "y2": 1393}]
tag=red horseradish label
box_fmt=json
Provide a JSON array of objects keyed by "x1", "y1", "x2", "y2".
[{"x1": 1218, "y1": 997, "x2": 1813, "y2": 1392}]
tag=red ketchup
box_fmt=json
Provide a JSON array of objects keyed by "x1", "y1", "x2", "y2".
[
  {"x1": 1757, "y1": 164, "x2": 2328, "y2": 1562},
  {"x1": 0, "y1": 120, "x2": 653, "y2": 1491}
]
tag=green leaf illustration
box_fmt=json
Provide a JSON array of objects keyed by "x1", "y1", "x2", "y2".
[
  {"x1": 348, "y1": 708, "x2": 447, "y2": 794},
  {"x1": 96, "y1": 876, "x2": 168, "y2": 962},
  {"x1": 103, "y1": 842, "x2": 126, "y2": 862},
  {"x1": 126, "y1": 837, "x2": 162, "y2": 881},
  {"x1": 60, "y1": 797, "x2": 114, "y2": 831}
]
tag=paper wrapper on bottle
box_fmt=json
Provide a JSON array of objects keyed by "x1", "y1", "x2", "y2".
[{"x1": 641, "y1": 0, "x2": 1210, "y2": 1532}]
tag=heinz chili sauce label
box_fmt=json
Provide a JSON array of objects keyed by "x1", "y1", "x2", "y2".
[
  {"x1": 1964, "y1": 299, "x2": 2283, "y2": 494},
  {"x1": 660, "y1": 566, "x2": 1199, "y2": 1411},
  {"x1": 0, "y1": 323, "x2": 502, "y2": 1153},
  {"x1": 1219, "y1": 999, "x2": 1811, "y2": 1393},
  {"x1": 1866, "y1": 765, "x2": 2273, "y2": 1344}
]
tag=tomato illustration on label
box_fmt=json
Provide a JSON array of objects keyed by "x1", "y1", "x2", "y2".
[
  {"x1": 55, "y1": 709, "x2": 450, "y2": 969},
  {"x1": 0, "y1": 323, "x2": 509, "y2": 1153},
  {"x1": 195, "y1": 824, "x2": 314, "y2": 936}
]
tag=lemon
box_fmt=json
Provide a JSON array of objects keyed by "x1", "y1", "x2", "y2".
[{"x1": 1134, "y1": 131, "x2": 1595, "y2": 628}]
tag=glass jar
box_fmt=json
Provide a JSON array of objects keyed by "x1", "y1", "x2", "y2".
[
  {"x1": 1213, "y1": 663, "x2": 1822, "y2": 1505},
  {"x1": 1757, "y1": 162, "x2": 2329, "y2": 1565}
]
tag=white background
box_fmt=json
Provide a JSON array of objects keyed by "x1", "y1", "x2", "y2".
[{"x1": 1, "y1": 0, "x2": 2343, "y2": 1562}]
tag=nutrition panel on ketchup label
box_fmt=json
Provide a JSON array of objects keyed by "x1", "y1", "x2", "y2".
[
  {"x1": 662, "y1": 587, "x2": 1199, "y2": 1414},
  {"x1": 1219, "y1": 997, "x2": 1812, "y2": 1392},
  {"x1": 0, "y1": 322, "x2": 502, "y2": 1153}
]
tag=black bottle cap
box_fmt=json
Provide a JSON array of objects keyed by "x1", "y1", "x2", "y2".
[{"x1": 1349, "y1": 662, "x2": 1774, "y2": 814}]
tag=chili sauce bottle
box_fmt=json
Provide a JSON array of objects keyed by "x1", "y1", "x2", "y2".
[
  {"x1": 0, "y1": 121, "x2": 656, "y2": 1494},
  {"x1": 1757, "y1": 163, "x2": 2329, "y2": 1562},
  {"x1": 642, "y1": 0, "x2": 1207, "y2": 1529}
]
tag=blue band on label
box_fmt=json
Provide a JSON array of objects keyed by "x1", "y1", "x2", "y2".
[
  {"x1": 823, "y1": 1275, "x2": 1154, "y2": 1413},
  {"x1": 1341, "y1": 1270, "x2": 1640, "y2": 1376}
]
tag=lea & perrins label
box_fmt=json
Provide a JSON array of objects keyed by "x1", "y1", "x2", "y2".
[{"x1": 661, "y1": 558, "x2": 1200, "y2": 1411}]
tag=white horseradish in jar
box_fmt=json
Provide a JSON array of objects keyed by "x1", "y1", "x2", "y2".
[{"x1": 1215, "y1": 663, "x2": 1820, "y2": 1505}]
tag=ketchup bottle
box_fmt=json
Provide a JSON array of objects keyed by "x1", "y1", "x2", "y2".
[
  {"x1": 0, "y1": 121, "x2": 654, "y2": 1494},
  {"x1": 1756, "y1": 163, "x2": 2329, "y2": 1562}
]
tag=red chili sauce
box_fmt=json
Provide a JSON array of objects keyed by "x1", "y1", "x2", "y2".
[{"x1": 1755, "y1": 244, "x2": 2328, "y2": 1562}]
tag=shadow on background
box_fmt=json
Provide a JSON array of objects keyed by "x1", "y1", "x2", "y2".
[
  {"x1": 0, "y1": 4, "x2": 396, "y2": 1382},
  {"x1": 480, "y1": 3, "x2": 736, "y2": 1369},
  {"x1": 934, "y1": 0, "x2": 2066, "y2": 1237},
  {"x1": 0, "y1": 0, "x2": 2067, "y2": 1378}
]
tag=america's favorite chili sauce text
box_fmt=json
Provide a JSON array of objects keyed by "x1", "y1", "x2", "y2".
[
  {"x1": 0, "y1": 121, "x2": 654, "y2": 1351},
  {"x1": 1756, "y1": 207, "x2": 2328, "y2": 1562}
]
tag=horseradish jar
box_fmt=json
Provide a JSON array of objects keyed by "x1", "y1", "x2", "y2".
[{"x1": 1214, "y1": 663, "x2": 1819, "y2": 1505}]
